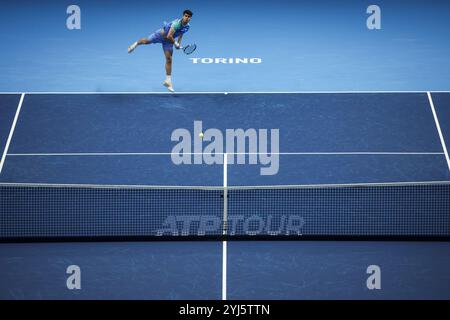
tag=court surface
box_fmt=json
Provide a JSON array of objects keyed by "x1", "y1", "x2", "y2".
[{"x1": 1, "y1": 92, "x2": 450, "y2": 299}]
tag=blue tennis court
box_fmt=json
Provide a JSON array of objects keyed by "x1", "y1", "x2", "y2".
[
  {"x1": 1, "y1": 92, "x2": 449, "y2": 185},
  {"x1": 1, "y1": 92, "x2": 450, "y2": 299}
]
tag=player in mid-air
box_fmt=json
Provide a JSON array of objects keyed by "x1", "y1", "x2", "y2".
[{"x1": 128, "y1": 10, "x2": 193, "y2": 92}]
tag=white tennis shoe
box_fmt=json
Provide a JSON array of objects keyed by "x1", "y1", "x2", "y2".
[
  {"x1": 128, "y1": 42, "x2": 138, "y2": 54},
  {"x1": 163, "y1": 80, "x2": 175, "y2": 92}
]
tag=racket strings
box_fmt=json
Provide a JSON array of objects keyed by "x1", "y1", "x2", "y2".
[{"x1": 183, "y1": 44, "x2": 197, "y2": 55}]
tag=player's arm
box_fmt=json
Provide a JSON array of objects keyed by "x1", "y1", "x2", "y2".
[
  {"x1": 166, "y1": 27, "x2": 176, "y2": 43},
  {"x1": 166, "y1": 27, "x2": 181, "y2": 49},
  {"x1": 177, "y1": 34, "x2": 183, "y2": 46}
]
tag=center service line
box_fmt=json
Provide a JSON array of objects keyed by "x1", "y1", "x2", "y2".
[{"x1": 222, "y1": 152, "x2": 228, "y2": 301}]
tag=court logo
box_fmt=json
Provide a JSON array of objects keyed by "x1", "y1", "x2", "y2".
[
  {"x1": 189, "y1": 58, "x2": 262, "y2": 64},
  {"x1": 157, "y1": 214, "x2": 305, "y2": 236},
  {"x1": 171, "y1": 121, "x2": 279, "y2": 175}
]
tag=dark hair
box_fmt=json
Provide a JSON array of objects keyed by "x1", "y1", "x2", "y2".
[{"x1": 183, "y1": 9, "x2": 193, "y2": 17}]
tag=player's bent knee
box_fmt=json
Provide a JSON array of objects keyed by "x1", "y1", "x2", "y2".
[{"x1": 139, "y1": 38, "x2": 150, "y2": 45}]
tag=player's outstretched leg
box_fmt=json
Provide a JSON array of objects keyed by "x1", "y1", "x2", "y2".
[{"x1": 128, "y1": 38, "x2": 151, "y2": 53}]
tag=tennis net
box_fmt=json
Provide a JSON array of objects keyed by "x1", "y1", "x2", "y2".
[{"x1": 1, "y1": 181, "x2": 449, "y2": 240}]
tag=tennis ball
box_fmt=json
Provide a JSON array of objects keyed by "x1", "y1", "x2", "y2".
[{"x1": 199, "y1": 132, "x2": 204, "y2": 138}]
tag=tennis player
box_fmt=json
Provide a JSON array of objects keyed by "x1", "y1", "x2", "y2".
[{"x1": 128, "y1": 10, "x2": 193, "y2": 92}]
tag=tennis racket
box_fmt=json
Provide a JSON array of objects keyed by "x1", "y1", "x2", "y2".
[{"x1": 182, "y1": 44, "x2": 197, "y2": 55}]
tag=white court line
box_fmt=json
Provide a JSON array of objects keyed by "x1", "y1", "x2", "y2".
[
  {"x1": 427, "y1": 92, "x2": 450, "y2": 171},
  {"x1": 222, "y1": 241, "x2": 227, "y2": 301},
  {"x1": 6, "y1": 152, "x2": 444, "y2": 156},
  {"x1": 0, "y1": 91, "x2": 450, "y2": 94},
  {"x1": 0, "y1": 93, "x2": 25, "y2": 174},
  {"x1": 222, "y1": 152, "x2": 228, "y2": 301}
]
